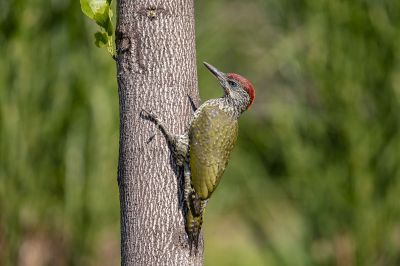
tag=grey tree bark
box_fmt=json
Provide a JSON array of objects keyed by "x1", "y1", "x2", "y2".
[{"x1": 115, "y1": 0, "x2": 203, "y2": 265}]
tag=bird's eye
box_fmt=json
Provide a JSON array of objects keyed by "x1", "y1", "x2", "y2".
[{"x1": 228, "y1": 80, "x2": 238, "y2": 88}]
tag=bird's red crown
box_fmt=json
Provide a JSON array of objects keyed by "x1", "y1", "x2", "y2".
[{"x1": 227, "y1": 73, "x2": 255, "y2": 109}]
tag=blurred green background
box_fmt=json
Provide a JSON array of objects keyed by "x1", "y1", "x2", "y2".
[{"x1": 1, "y1": 0, "x2": 400, "y2": 265}]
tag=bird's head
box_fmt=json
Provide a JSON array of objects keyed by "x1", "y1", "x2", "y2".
[{"x1": 204, "y1": 62, "x2": 255, "y2": 111}]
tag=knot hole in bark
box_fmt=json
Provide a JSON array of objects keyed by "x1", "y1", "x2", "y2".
[
  {"x1": 115, "y1": 28, "x2": 131, "y2": 55},
  {"x1": 115, "y1": 27, "x2": 146, "y2": 73}
]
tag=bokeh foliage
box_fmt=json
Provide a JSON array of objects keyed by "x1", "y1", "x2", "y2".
[
  {"x1": 1, "y1": 0, "x2": 400, "y2": 265},
  {"x1": 0, "y1": 0, "x2": 119, "y2": 264}
]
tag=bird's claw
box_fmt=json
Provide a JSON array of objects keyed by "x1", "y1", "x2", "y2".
[
  {"x1": 141, "y1": 109, "x2": 158, "y2": 120},
  {"x1": 146, "y1": 134, "x2": 156, "y2": 144}
]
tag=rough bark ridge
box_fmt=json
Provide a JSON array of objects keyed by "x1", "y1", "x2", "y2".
[{"x1": 116, "y1": 0, "x2": 202, "y2": 265}]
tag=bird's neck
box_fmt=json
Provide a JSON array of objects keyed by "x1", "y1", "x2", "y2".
[{"x1": 208, "y1": 97, "x2": 245, "y2": 119}]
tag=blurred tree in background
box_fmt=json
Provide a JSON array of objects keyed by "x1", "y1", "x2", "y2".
[{"x1": 1, "y1": 0, "x2": 400, "y2": 265}]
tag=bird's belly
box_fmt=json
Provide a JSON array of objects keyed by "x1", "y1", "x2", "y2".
[{"x1": 189, "y1": 107, "x2": 238, "y2": 199}]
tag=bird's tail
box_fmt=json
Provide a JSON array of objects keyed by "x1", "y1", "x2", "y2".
[{"x1": 186, "y1": 191, "x2": 205, "y2": 254}]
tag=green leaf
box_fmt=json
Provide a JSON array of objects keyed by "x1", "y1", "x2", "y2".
[
  {"x1": 93, "y1": 6, "x2": 113, "y2": 36},
  {"x1": 94, "y1": 31, "x2": 108, "y2": 48},
  {"x1": 88, "y1": 0, "x2": 109, "y2": 14},
  {"x1": 80, "y1": 0, "x2": 113, "y2": 35},
  {"x1": 80, "y1": 0, "x2": 95, "y2": 19}
]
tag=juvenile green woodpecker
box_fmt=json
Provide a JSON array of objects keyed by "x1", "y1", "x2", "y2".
[{"x1": 142, "y1": 62, "x2": 255, "y2": 252}]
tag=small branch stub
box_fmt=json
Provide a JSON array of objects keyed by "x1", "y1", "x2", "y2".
[{"x1": 138, "y1": 6, "x2": 167, "y2": 20}]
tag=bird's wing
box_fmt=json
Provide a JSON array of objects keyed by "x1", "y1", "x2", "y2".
[{"x1": 189, "y1": 105, "x2": 238, "y2": 200}]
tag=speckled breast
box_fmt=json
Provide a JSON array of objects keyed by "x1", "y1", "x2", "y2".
[{"x1": 189, "y1": 104, "x2": 239, "y2": 200}]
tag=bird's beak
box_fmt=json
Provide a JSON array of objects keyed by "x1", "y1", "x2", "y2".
[{"x1": 203, "y1": 62, "x2": 229, "y2": 95}]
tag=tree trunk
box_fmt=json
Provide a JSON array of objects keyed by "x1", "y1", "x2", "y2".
[{"x1": 115, "y1": 0, "x2": 202, "y2": 265}]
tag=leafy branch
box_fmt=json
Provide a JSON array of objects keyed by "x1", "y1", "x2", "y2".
[{"x1": 80, "y1": 0, "x2": 116, "y2": 58}]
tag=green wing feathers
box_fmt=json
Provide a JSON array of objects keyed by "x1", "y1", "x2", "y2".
[{"x1": 189, "y1": 105, "x2": 238, "y2": 200}]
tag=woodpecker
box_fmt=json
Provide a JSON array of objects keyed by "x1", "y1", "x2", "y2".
[{"x1": 142, "y1": 62, "x2": 255, "y2": 253}]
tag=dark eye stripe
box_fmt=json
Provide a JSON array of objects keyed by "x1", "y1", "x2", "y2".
[{"x1": 228, "y1": 80, "x2": 238, "y2": 87}]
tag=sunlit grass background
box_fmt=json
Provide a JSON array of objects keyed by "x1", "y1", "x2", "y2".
[{"x1": 1, "y1": 0, "x2": 400, "y2": 265}]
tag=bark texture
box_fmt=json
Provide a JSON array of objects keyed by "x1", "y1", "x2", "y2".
[{"x1": 115, "y1": 0, "x2": 202, "y2": 265}]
